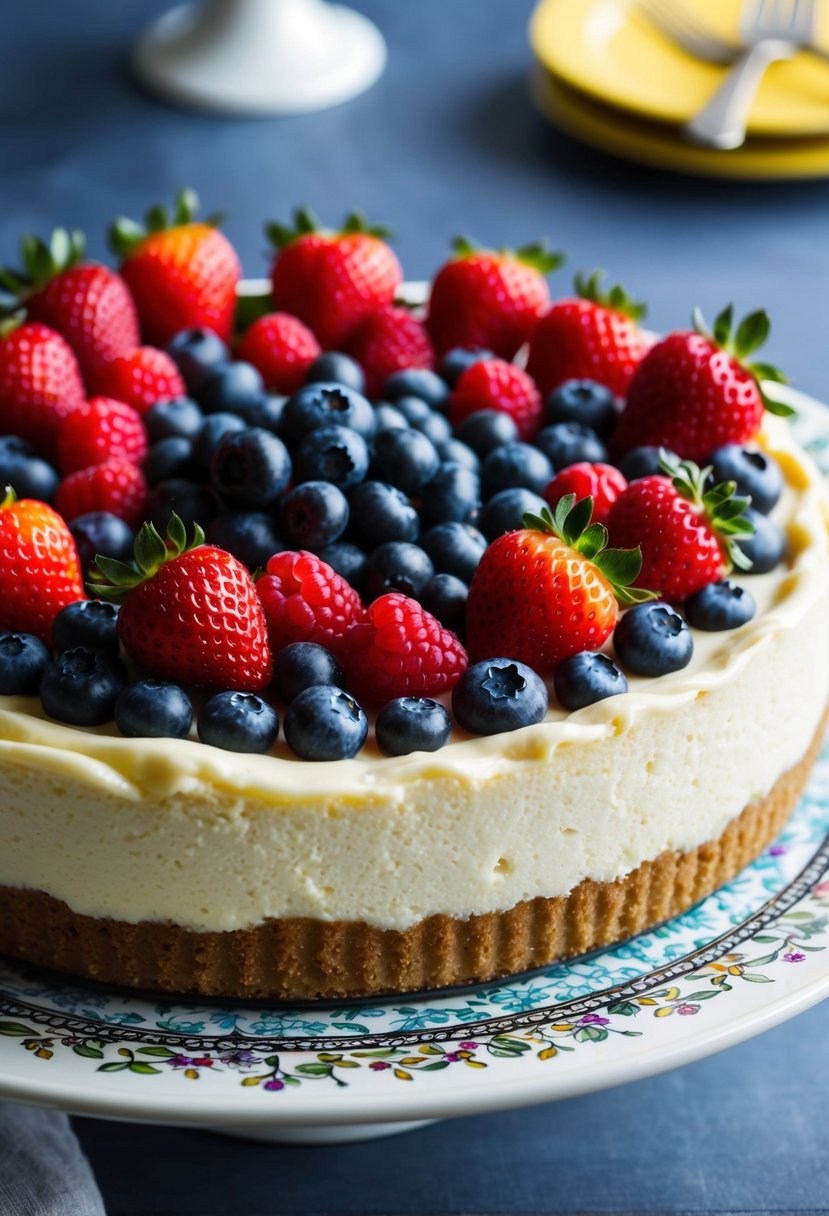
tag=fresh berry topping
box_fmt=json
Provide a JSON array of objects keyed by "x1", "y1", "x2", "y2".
[
  {"x1": 452, "y1": 658, "x2": 548, "y2": 735},
  {"x1": 375, "y1": 696, "x2": 453, "y2": 756},
  {"x1": 0, "y1": 632, "x2": 50, "y2": 696},
  {"x1": 256, "y1": 550, "x2": 366, "y2": 655},
  {"x1": 205, "y1": 512, "x2": 284, "y2": 572},
  {"x1": 68, "y1": 512, "x2": 135, "y2": 573},
  {"x1": 449, "y1": 359, "x2": 542, "y2": 441},
  {"x1": 52, "y1": 599, "x2": 120, "y2": 656},
  {"x1": 345, "y1": 305, "x2": 435, "y2": 400},
  {"x1": 115, "y1": 679, "x2": 193, "y2": 739},
  {"x1": 344, "y1": 592, "x2": 468, "y2": 702},
  {"x1": 192, "y1": 413, "x2": 247, "y2": 468},
  {"x1": 684, "y1": 580, "x2": 756, "y2": 631},
  {"x1": 305, "y1": 351, "x2": 366, "y2": 393},
  {"x1": 613, "y1": 602, "x2": 693, "y2": 677},
  {"x1": 545, "y1": 379, "x2": 617, "y2": 439},
  {"x1": 384, "y1": 368, "x2": 450, "y2": 411},
  {"x1": 708, "y1": 444, "x2": 783, "y2": 516},
  {"x1": 198, "y1": 360, "x2": 266, "y2": 415},
  {"x1": 371, "y1": 427, "x2": 440, "y2": 495},
  {"x1": 374, "y1": 403, "x2": 409, "y2": 432},
  {"x1": 144, "y1": 436, "x2": 195, "y2": 485},
  {"x1": 280, "y1": 481, "x2": 349, "y2": 548},
  {"x1": 735, "y1": 508, "x2": 785, "y2": 574},
  {"x1": 420, "y1": 462, "x2": 481, "y2": 527},
  {"x1": 0, "y1": 487, "x2": 84, "y2": 644},
  {"x1": 56, "y1": 396, "x2": 149, "y2": 476},
  {"x1": 454, "y1": 408, "x2": 519, "y2": 456},
  {"x1": 281, "y1": 382, "x2": 374, "y2": 445},
  {"x1": 554, "y1": 651, "x2": 628, "y2": 710},
  {"x1": 420, "y1": 521, "x2": 487, "y2": 584},
  {"x1": 272, "y1": 641, "x2": 344, "y2": 703},
  {"x1": 88, "y1": 346, "x2": 186, "y2": 415},
  {"x1": 437, "y1": 437, "x2": 479, "y2": 471},
  {"x1": 210, "y1": 427, "x2": 292, "y2": 508},
  {"x1": 283, "y1": 685, "x2": 368, "y2": 761},
  {"x1": 167, "y1": 327, "x2": 230, "y2": 392},
  {"x1": 268, "y1": 207, "x2": 402, "y2": 349},
  {"x1": 198, "y1": 691, "x2": 279, "y2": 754},
  {"x1": 0, "y1": 321, "x2": 85, "y2": 457},
  {"x1": 40, "y1": 646, "x2": 128, "y2": 726},
  {"x1": 420, "y1": 572, "x2": 468, "y2": 636},
  {"x1": 427, "y1": 238, "x2": 562, "y2": 359},
  {"x1": 365, "y1": 541, "x2": 435, "y2": 601},
  {"x1": 613, "y1": 306, "x2": 790, "y2": 463},
  {"x1": 238, "y1": 394, "x2": 286, "y2": 433},
  {"x1": 439, "y1": 347, "x2": 495, "y2": 387},
  {"x1": 56, "y1": 459, "x2": 148, "y2": 529},
  {"x1": 543, "y1": 462, "x2": 627, "y2": 525},
  {"x1": 466, "y1": 495, "x2": 651, "y2": 672},
  {"x1": 534, "y1": 422, "x2": 608, "y2": 470},
  {"x1": 111, "y1": 189, "x2": 241, "y2": 345},
  {"x1": 89, "y1": 515, "x2": 272, "y2": 691},
  {"x1": 294, "y1": 424, "x2": 369, "y2": 490},
  {"x1": 144, "y1": 397, "x2": 204, "y2": 442},
  {"x1": 478, "y1": 487, "x2": 547, "y2": 541},
  {"x1": 481, "y1": 442, "x2": 553, "y2": 497},
  {"x1": 0, "y1": 436, "x2": 59, "y2": 502},
  {"x1": 235, "y1": 312, "x2": 321, "y2": 396},
  {"x1": 348, "y1": 481, "x2": 420, "y2": 546}
]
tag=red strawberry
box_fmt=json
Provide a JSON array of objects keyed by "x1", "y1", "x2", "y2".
[
  {"x1": 344, "y1": 592, "x2": 467, "y2": 702},
  {"x1": 527, "y1": 272, "x2": 651, "y2": 399},
  {"x1": 268, "y1": 208, "x2": 402, "y2": 349},
  {"x1": 448, "y1": 358, "x2": 542, "y2": 441},
  {"x1": 55, "y1": 460, "x2": 148, "y2": 529},
  {"x1": 0, "y1": 321, "x2": 85, "y2": 457},
  {"x1": 427, "y1": 237, "x2": 562, "y2": 360},
  {"x1": 56, "y1": 396, "x2": 148, "y2": 475},
  {"x1": 235, "y1": 311, "x2": 321, "y2": 395},
  {"x1": 87, "y1": 346, "x2": 185, "y2": 415},
  {"x1": 344, "y1": 305, "x2": 434, "y2": 399},
  {"x1": 612, "y1": 306, "x2": 790, "y2": 463},
  {"x1": 110, "y1": 189, "x2": 241, "y2": 345},
  {"x1": 90, "y1": 516, "x2": 271, "y2": 691},
  {"x1": 1, "y1": 229, "x2": 140, "y2": 382},
  {"x1": 256, "y1": 550, "x2": 366, "y2": 655},
  {"x1": 0, "y1": 486, "x2": 84, "y2": 644},
  {"x1": 544, "y1": 462, "x2": 628, "y2": 524},
  {"x1": 466, "y1": 495, "x2": 651, "y2": 672},
  {"x1": 606, "y1": 455, "x2": 755, "y2": 601}
]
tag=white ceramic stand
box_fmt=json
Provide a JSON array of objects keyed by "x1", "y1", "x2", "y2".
[
  {"x1": 131, "y1": 0, "x2": 387, "y2": 116},
  {"x1": 215, "y1": 1119, "x2": 436, "y2": 1144}
]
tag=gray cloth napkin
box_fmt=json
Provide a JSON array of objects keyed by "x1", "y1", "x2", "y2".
[{"x1": 0, "y1": 1102, "x2": 105, "y2": 1216}]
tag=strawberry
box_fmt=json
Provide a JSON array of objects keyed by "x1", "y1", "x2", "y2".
[
  {"x1": 0, "y1": 486, "x2": 84, "y2": 644},
  {"x1": 465, "y1": 495, "x2": 651, "y2": 672},
  {"x1": 606, "y1": 454, "x2": 755, "y2": 601},
  {"x1": 0, "y1": 229, "x2": 140, "y2": 382},
  {"x1": 87, "y1": 346, "x2": 185, "y2": 415},
  {"x1": 448, "y1": 358, "x2": 542, "y2": 441},
  {"x1": 235, "y1": 312, "x2": 321, "y2": 395},
  {"x1": 267, "y1": 208, "x2": 402, "y2": 349},
  {"x1": 543, "y1": 462, "x2": 628, "y2": 524},
  {"x1": 527, "y1": 272, "x2": 651, "y2": 399},
  {"x1": 55, "y1": 460, "x2": 148, "y2": 529},
  {"x1": 257, "y1": 550, "x2": 366, "y2": 655},
  {"x1": 90, "y1": 515, "x2": 271, "y2": 691},
  {"x1": 612, "y1": 306, "x2": 790, "y2": 464},
  {"x1": 344, "y1": 592, "x2": 468, "y2": 702},
  {"x1": 0, "y1": 320, "x2": 85, "y2": 457},
  {"x1": 427, "y1": 237, "x2": 562, "y2": 360},
  {"x1": 344, "y1": 305, "x2": 434, "y2": 399},
  {"x1": 110, "y1": 189, "x2": 241, "y2": 345},
  {"x1": 56, "y1": 396, "x2": 148, "y2": 475}
]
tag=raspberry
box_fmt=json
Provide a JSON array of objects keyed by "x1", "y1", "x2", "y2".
[
  {"x1": 344, "y1": 592, "x2": 468, "y2": 702},
  {"x1": 55, "y1": 460, "x2": 148, "y2": 530},
  {"x1": 256, "y1": 551, "x2": 366, "y2": 655},
  {"x1": 543, "y1": 462, "x2": 628, "y2": 525},
  {"x1": 87, "y1": 346, "x2": 185, "y2": 415},
  {"x1": 235, "y1": 312, "x2": 321, "y2": 395},
  {"x1": 56, "y1": 396, "x2": 149, "y2": 475},
  {"x1": 449, "y1": 359, "x2": 542, "y2": 441},
  {"x1": 345, "y1": 305, "x2": 434, "y2": 399}
]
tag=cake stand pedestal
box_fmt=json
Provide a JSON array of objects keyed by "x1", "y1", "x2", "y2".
[
  {"x1": 215, "y1": 1119, "x2": 437, "y2": 1144},
  {"x1": 130, "y1": 0, "x2": 387, "y2": 115}
]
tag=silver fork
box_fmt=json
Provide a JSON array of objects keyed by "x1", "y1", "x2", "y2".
[{"x1": 636, "y1": 0, "x2": 738, "y2": 65}]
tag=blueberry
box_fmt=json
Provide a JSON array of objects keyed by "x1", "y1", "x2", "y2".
[
  {"x1": 393, "y1": 395, "x2": 433, "y2": 426},
  {"x1": 53, "y1": 600, "x2": 120, "y2": 657},
  {"x1": 69, "y1": 512, "x2": 134, "y2": 571},
  {"x1": 554, "y1": 652, "x2": 628, "y2": 710},
  {"x1": 348, "y1": 481, "x2": 420, "y2": 547},
  {"x1": 0, "y1": 436, "x2": 58, "y2": 502},
  {"x1": 365, "y1": 541, "x2": 434, "y2": 600},
  {"x1": 737, "y1": 509, "x2": 785, "y2": 574},
  {"x1": 305, "y1": 352, "x2": 365, "y2": 394},
  {"x1": 478, "y1": 488, "x2": 547, "y2": 541},
  {"x1": 206, "y1": 512, "x2": 284, "y2": 571},
  {"x1": 0, "y1": 632, "x2": 50, "y2": 695},
  {"x1": 40, "y1": 646, "x2": 128, "y2": 726},
  {"x1": 280, "y1": 481, "x2": 349, "y2": 548},
  {"x1": 199, "y1": 361, "x2": 266, "y2": 415},
  {"x1": 191, "y1": 412, "x2": 247, "y2": 468},
  {"x1": 272, "y1": 642, "x2": 343, "y2": 703},
  {"x1": 211, "y1": 427, "x2": 292, "y2": 507},
  {"x1": 452, "y1": 658, "x2": 548, "y2": 735},
  {"x1": 419, "y1": 463, "x2": 482, "y2": 526},
  {"x1": 709, "y1": 444, "x2": 783, "y2": 515},
  {"x1": 545, "y1": 380, "x2": 617, "y2": 439},
  {"x1": 375, "y1": 696, "x2": 452, "y2": 756},
  {"x1": 420, "y1": 572, "x2": 467, "y2": 636},
  {"x1": 370, "y1": 428, "x2": 440, "y2": 495},
  {"x1": 684, "y1": 580, "x2": 756, "y2": 631},
  {"x1": 294, "y1": 424, "x2": 369, "y2": 490},
  {"x1": 235, "y1": 394, "x2": 287, "y2": 434},
  {"x1": 198, "y1": 691, "x2": 279, "y2": 753},
  {"x1": 282, "y1": 382, "x2": 374, "y2": 444},
  {"x1": 614, "y1": 603, "x2": 693, "y2": 676},
  {"x1": 617, "y1": 446, "x2": 674, "y2": 482},
  {"x1": 437, "y1": 438, "x2": 480, "y2": 472},
  {"x1": 481, "y1": 442, "x2": 553, "y2": 497},
  {"x1": 143, "y1": 436, "x2": 195, "y2": 485},
  {"x1": 144, "y1": 397, "x2": 203, "y2": 443},
  {"x1": 439, "y1": 348, "x2": 495, "y2": 387},
  {"x1": 167, "y1": 327, "x2": 229, "y2": 392},
  {"x1": 411, "y1": 409, "x2": 452, "y2": 447},
  {"x1": 373, "y1": 403, "x2": 409, "y2": 432},
  {"x1": 384, "y1": 369, "x2": 450, "y2": 411},
  {"x1": 314, "y1": 541, "x2": 367, "y2": 591},
  {"x1": 454, "y1": 410, "x2": 519, "y2": 457},
  {"x1": 148, "y1": 479, "x2": 222, "y2": 533},
  {"x1": 535, "y1": 423, "x2": 608, "y2": 470},
  {"x1": 284, "y1": 685, "x2": 368, "y2": 760},
  {"x1": 420, "y1": 521, "x2": 487, "y2": 584},
  {"x1": 115, "y1": 680, "x2": 193, "y2": 739}
]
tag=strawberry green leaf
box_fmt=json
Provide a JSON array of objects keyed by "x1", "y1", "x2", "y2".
[
  {"x1": 173, "y1": 188, "x2": 199, "y2": 226},
  {"x1": 562, "y1": 495, "x2": 593, "y2": 546},
  {"x1": 145, "y1": 204, "x2": 168, "y2": 234},
  {"x1": 574, "y1": 270, "x2": 647, "y2": 321},
  {"x1": 593, "y1": 546, "x2": 642, "y2": 588},
  {"x1": 134, "y1": 523, "x2": 169, "y2": 576},
  {"x1": 712, "y1": 304, "x2": 734, "y2": 347},
  {"x1": 578, "y1": 522, "x2": 608, "y2": 561},
  {"x1": 733, "y1": 309, "x2": 770, "y2": 359},
  {"x1": 512, "y1": 240, "x2": 564, "y2": 275},
  {"x1": 88, "y1": 515, "x2": 206, "y2": 602},
  {"x1": 451, "y1": 236, "x2": 482, "y2": 257},
  {"x1": 108, "y1": 218, "x2": 146, "y2": 257}
]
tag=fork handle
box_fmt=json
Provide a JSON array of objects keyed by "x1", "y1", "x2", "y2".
[{"x1": 683, "y1": 42, "x2": 785, "y2": 150}]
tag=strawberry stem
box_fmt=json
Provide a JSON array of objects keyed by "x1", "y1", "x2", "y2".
[
  {"x1": 658, "y1": 450, "x2": 755, "y2": 572},
  {"x1": 574, "y1": 270, "x2": 647, "y2": 321},
  {"x1": 450, "y1": 235, "x2": 564, "y2": 275},
  {"x1": 88, "y1": 514, "x2": 205, "y2": 603},
  {"x1": 109, "y1": 189, "x2": 219, "y2": 257},
  {"x1": 266, "y1": 207, "x2": 393, "y2": 249},
  {"x1": 692, "y1": 305, "x2": 792, "y2": 418}
]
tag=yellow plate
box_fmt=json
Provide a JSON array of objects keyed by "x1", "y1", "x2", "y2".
[
  {"x1": 530, "y1": 0, "x2": 829, "y2": 137},
  {"x1": 531, "y1": 65, "x2": 829, "y2": 178}
]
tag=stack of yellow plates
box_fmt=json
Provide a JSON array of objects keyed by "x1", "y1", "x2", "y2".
[{"x1": 529, "y1": 0, "x2": 829, "y2": 178}]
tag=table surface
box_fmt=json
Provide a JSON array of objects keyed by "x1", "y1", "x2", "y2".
[{"x1": 3, "y1": 1, "x2": 829, "y2": 1212}]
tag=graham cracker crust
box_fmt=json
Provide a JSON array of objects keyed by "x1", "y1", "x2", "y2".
[{"x1": 2, "y1": 708, "x2": 827, "y2": 1001}]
